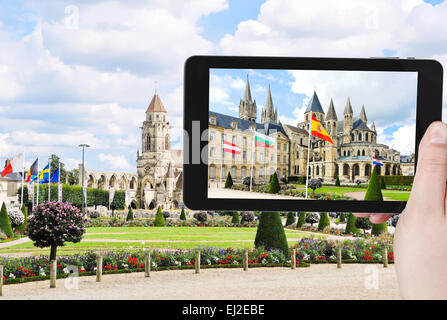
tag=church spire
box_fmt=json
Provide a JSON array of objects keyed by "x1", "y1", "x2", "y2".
[
  {"x1": 261, "y1": 84, "x2": 277, "y2": 123},
  {"x1": 371, "y1": 121, "x2": 376, "y2": 132},
  {"x1": 238, "y1": 74, "x2": 257, "y2": 122},
  {"x1": 325, "y1": 98, "x2": 338, "y2": 121},
  {"x1": 360, "y1": 104, "x2": 367, "y2": 123},
  {"x1": 243, "y1": 74, "x2": 252, "y2": 102},
  {"x1": 343, "y1": 97, "x2": 353, "y2": 115}
]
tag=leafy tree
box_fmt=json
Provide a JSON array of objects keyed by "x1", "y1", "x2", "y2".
[
  {"x1": 67, "y1": 169, "x2": 79, "y2": 186},
  {"x1": 126, "y1": 207, "x2": 134, "y2": 221},
  {"x1": 49, "y1": 154, "x2": 69, "y2": 183},
  {"x1": 355, "y1": 217, "x2": 372, "y2": 235},
  {"x1": 0, "y1": 203, "x2": 13, "y2": 238},
  {"x1": 255, "y1": 212, "x2": 289, "y2": 256},
  {"x1": 268, "y1": 172, "x2": 280, "y2": 194},
  {"x1": 27, "y1": 201, "x2": 85, "y2": 261},
  {"x1": 154, "y1": 206, "x2": 165, "y2": 226},
  {"x1": 335, "y1": 176, "x2": 340, "y2": 187},
  {"x1": 365, "y1": 165, "x2": 387, "y2": 235},
  {"x1": 180, "y1": 208, "x2": 186, "y2": 220},
  {"x1": 224, "y1": 172, "x2": 233, "y2": 189},
  {"x1": 308, "y1": 178, "x2": 322, "y2": 193},
  {"x1": 345, "y1": 213, "x2": 360, "y2": 234},
  {"x1": 285, "y1": 212, "x2": 296, "y2": 226},
  {"x1": 317, "y1": 212, "x2": 330, "y2": 231},
  {"x1": 305, "y1": 212, "x2": 319, "y2": 227},
  {"x1": 231, "y1": 212, "x2": 240, "y2": 224},
  {"x1": 193, "y1": 211, "x2": 207, "y2": 222},
  {"x1": 297, "y1": 212, "x2": 306, "y2": 227}
]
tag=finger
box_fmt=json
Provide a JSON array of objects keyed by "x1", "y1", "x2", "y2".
[
  {"x1": 410, "y1": 121, "x2": 447, "y2": 213},
  {"x1": 369, "y1": 214, "x2": 392, "y2": 224}
]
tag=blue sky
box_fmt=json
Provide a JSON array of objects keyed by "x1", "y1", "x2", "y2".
[{"x1": 0, "y1": 0, "x2": 446, "y2": 172}]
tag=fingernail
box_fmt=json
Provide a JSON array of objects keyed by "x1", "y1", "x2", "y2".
[{"x1": 430, "y1": 122, "x2": 447, "y2": 144}]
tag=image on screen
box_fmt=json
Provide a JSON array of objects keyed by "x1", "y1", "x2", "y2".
[{"x1": 208, "y1": 68, "x2": 418, "y2": 201}]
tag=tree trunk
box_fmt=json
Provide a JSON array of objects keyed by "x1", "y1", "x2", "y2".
[{"x1": 50, "y1": 244, "x2": 57, "y2": 261}]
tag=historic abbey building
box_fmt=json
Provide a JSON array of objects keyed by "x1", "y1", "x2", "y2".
[{"x1": 208, "y1": 76, "x2": 412, "y2": 186}]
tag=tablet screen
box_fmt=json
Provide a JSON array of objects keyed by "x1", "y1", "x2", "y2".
[{"x1": 208, "y1": 68, "x2": 418, "y2": 202}]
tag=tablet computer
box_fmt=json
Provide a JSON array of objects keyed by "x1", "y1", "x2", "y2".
[{"x1": 183, "y1": 56, "x2": 443, "y2": 213}]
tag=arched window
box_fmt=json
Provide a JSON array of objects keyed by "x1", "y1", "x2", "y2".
[
  {"x1": 146, "y1": 135, "x2": 151, "y2": 151},
  {"x1": 316, "y1": 166, "x2": 319, "y2": 175},
  {"x1": 231, "y1": 166, "x2": 237, "y2": 178},
  {"x1": 165, "y1": 134, "x2": 170, "y2": 150},
  {"x1": 210, "y1": 166, "x2": 215, "y2": 179},
  {"x1": 358, "y1": 133, "x2": 362, "y2": 141},
  {"x1": 357, "y1": 150, "x2": 360, "y2": 156},
  {"x1": 365, "y1": 133, "x2": 368, "y2": 141},
  {"x1": 343, "y1": 150, "x2": 346, "y2": 156},
  {"x1": 241, "y1": 167, "x2": 246, "y2": 178},
  {"x1": 351, "y1": 134, "x2": 355, "y2": 141},
  {"x1": 362, "y1": 150, "x2": 365, "y2": 156}
]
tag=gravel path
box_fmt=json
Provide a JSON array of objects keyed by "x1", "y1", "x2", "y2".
[{"x1": 0, "y1": 264, "x2": 400, "y2": 300}]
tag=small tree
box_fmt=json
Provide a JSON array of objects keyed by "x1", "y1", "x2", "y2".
[
  {"x1": 381, "y1": 176, "x2": 386, "y2": 190},
  {"x1": 224, "y1": 172, "x2": 233, "y2": 189},
  {"x1": 297, "y1": 212, "x2": 306, "y2": 227},
  {"x1": 0, "y1": 203, "x2": 13, "y2": 238},
  {"x1": 231, "y1": 211, "x2": 240, "y2": 224},
  {"x1": 268, "y1": 172, "x2": 280, "y2": 194},
  {"x1": 355, "y1": 217, "x2": 372, "y2": 235},
  {"x1": 180, "y1": 208, "x2": 186, "y2": 220},
  {"x1": 27, "y1": 201, "x2": 85, "y2": 261},
  {"x1": 285, "y1": 212, "x2": 296, "y2": 226},
  {"x1": 344, "y1": 213, "x2": 360, "y2": 234},
  {"x1": 193, "y1": 211, "x2": 207, "y2": 222},
  {"x1": 154, "y1": 206, "x2": 165, "y2": 226},
  {"x1": 308, "y1": 178, "x2": 322, "y2": 194},
  {"x1": 255, "y1": 212, "x2": 289, "y2": 256},
  {"x1": 365, "y1": 165, "x2": 387, "y2": 235},
  {"x1": 305, "y1": 212, "x2": 319, "y2": 227},
  {"x1": 335, "y1": 176, "x2": 340, "y2": 187},
  {"x1": 317, "y1": 212, "x2": 330, "y2": 231},
  {"x1": 126, "y1": 207, "x2": 134, "y2": 221}
]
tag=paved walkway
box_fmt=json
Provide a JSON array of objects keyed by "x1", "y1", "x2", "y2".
[
  {"x1": 0, "y1": 264, "x2": 400, "y2": 300},
  {"x1": 0, "y1": 237, "x2": 30, "y2": 249}
]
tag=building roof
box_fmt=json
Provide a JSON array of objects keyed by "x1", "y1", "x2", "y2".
[
  {"x1": 343, "y1": 97, "x2": 353, "y2": 115},
  {"x1": 0, "y1": 172, "x2": 23, "y2": 182},
  {"x1": 360, "y1": 105, "x2": 367, "y2": 123},
  {"x1": 209, "y1": 111, "x2": 288, "y2": 137},
  {"x1": 336, "y1": 117, "x2": 372, "y2": 133},
  {"x1": 283, "y1": 124, "x2": 308, "y2": 135},
  {"x1": 146, "y1": 93, "x2": 167, "y2": 113},
  {"x1": 325, "y1": 99, "x2": 338, "y2": 121},
  {"x1": 175, "y1": 172, "x2": 183, "y2": 190},
  {"x1": 305, "y1": 91, "x2": 325, "y2": 114}
]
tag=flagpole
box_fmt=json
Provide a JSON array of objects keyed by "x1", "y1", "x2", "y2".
[
  {"x1": 58, "y1": 162, "x2": 61, "y2": 202},
  {"x1": 48, "y1": 158, "x2": 51, "y2": 202},
  {"x1": 36, "y1": 158, "x2": 39, "y2": 206},
  {"x1": 220, "y1": 134, "x2": 224, "y2": 189},
  {"x1": 20, "y1": 149, "x2": 25, "y2": 208},
  {"x1": 250, "y1": 130, "x2": 255, "y2": 192},
  {"x1": 305, "y1": 116, "x2": 312, "y2": 199}
]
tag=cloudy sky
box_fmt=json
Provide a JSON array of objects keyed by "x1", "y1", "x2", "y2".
[{"x1": 0, "y1": 0, "x2": 445, "y2": 172}]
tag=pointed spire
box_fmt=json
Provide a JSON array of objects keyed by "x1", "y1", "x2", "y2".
[
  {"x1": 371, "y1": 121, "x2": 376, "y2": 132},
  {"x1": 265, "y1": 84, "x2": 274, "y2": 114},
  {"x1": 243, "y1": 74, "x2": 252, "y2": 102},
  {"x1": 325, "y1": 98, "x2": 338, "y2": 121},
  {"x1": 167, "y1": 162, "x2": 174, "y2": 178},
  {"x1": 343, "y1": 97, "x2": 353, "y2": 115},
  {"x1": 305, "y1": 91, "x2": 325, "y2": 113},
  {"x1": 146, "y1": 93, "x2": 167, "y2": 113},
  {"x1": 360, "y1": 104, "x2": 367, "y2": 123}
]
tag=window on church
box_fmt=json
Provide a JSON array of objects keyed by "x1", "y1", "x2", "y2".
[
  {"x1": 243, "y1": 151, "x2": 247, "y2": 160},
  {"x1": 165, "y1": 134, "x2": 170, "y2": 150},
  {"x1": 259, "y1": 167, "x2": 263, "y2": 178},
  {"x1": 277, "y1": 143, "x2": 281, "y2": 150},
  {"x1": 283, "y1": 144, "x2": 287, "y2": 151},
  {"x1": 242, "y1": 167, "x2": 246, "y2": 177},
  {"x1": 210, "y1": 147, "x2": 215, "y2": 157},
  {"x1": 362, "y1": 150, "x2": 365, "y2": 156},
  {"x1": 348, "y1": 151, "x2": 350, "y2": 156},
  {"x1": 232, "y1": 167, "x2": 236, "y2": 178},
  {"x1": 146, "y1": 135, "x2": 151, "y2": 151},
  {"x1": 357, "y1": 150, "x2": 360, "y2": 156},
  {"x1": 296, "y1": 151, "x2": 299, "y2": 159},
  {"x1": 351, "y1": 134, "x2": 355, "y2": 141},
  {"x1": 242, "y1": 137, "x2": 247, "y2": 147},
  {"x1": 210, "y1": 131, "x2": 215, "y2": 141},
  {"x1": 210, "y1": 166, "x2": 215, "y2": 178},
  {"x1": 283, "y1": 155, "x2": 287, "y2": 163},
  {"x1": 359, "y1": 133, "x2": 362, "y2": 141},
  {"x1": 365, "y1": 133, "x2": 368, "y2": 141},
  {"x1": 232, "y1": 136, "x2": 237, "y2": 145},
  {"x1": 277, "y1": 155, "x2": 280, "y2": 163}
]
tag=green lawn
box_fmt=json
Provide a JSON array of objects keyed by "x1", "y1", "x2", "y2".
[
  {"x1": 382, "y1": 192, "x2": 410, "y2": 201},
  {"x1": 293, "y1": 184, "x2": 367, "y2": 196}
]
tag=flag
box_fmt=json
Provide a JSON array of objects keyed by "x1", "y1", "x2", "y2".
[
  {"x1": 109, "y1": 187, "x2": 115, "y2": 208},
  {"x1": 311, "y1": 115, "x2": 334, "y2": 144},
  {"x1": 50, "y1": 168, "x2": 59, "y2": 183},
  {"x1": 125, "y1": 189, "x2": 131, "y2": 208},
  {"x1": 38, "y1": 164, "x2": 50, "y2": 184},
  {"x1": 372, "y1": 156, "x2": 384, "y2": 167},
  {"x1": 1, "y1": 153, "x2": 24, "y2": 177},
  {"x1": 222, "y1": 140, "x2": 241, "y2": 154},
  {"x1": 58, "y1": 183, "x2": 63, "y2": 202},
  {"x1": 26, "y1": 158, "x2": 38, "y2": 183},
  {"x1": 254, "y1": 132, "x2": 275, "y2": 148}
]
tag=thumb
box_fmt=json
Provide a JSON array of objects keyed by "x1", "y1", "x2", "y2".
[{"x1": 410, "y1": 121, "x2": 447, "y2": 213}]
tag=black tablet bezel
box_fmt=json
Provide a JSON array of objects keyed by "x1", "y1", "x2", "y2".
[{"x1": 183, "y1": 55, "x2": 443, "y2": 213}]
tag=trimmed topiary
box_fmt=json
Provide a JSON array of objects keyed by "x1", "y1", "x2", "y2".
[
  {"x1": 180, "y1": 208, "x2": 186, "y2": 220},
  {"x1": 285, "y1": 212, "x2": 296, "y2": 226},
  {"x1": 126, "y1": 207, "x2": 134, "y2": 221},
  {"x1": 339, "y1": 212, "x2": 346, "y2": 223},
  {"x1": 371, "y1": 222, "x2": 388, "y2": 236},
  {"x1": 381, "y1": 176, "x2": 386, "y2": 190},
  {"x1": 297, "y1": 212, "x2": 306, "y2": 227},
  {"x1": 308, "y1": 178, "x2": 322, "y2": 193},
  {"x1": 335, "y1": 176, "x2": 340, "y2": 187},
  {"x1": 224, "y1": 172, "x2": 233, "y2": 189},
  {"x1": 268, "y1": 172, "x2": 280, "y2": 194},
  {"x1": 0, "y1": 202, "x2": 13, "y2": 238},
  {"x1": 345, "y1": 213, "x2": 360, "y2": 234},
  {"x1": 18, "y1": 205, "x2": 28, "y2": 234},
  {"x1": 355, "y1": 217, "x2": 372, "y2": 235},
  {"x1": 231, "y1": 212, "x2": 240, "y2": 224},
  {"x1": 255, "y1": 212, "x2": 289, "y2": 256},
  {"x1": 365, "y1": 165, "x2": 386, "y2": 235},
  {"x1": 154, "y1": 206, "x2": 165, "y2": 226},
  {"x1": 305, "y1": 212, "x2": 319, "y2": 227},
  {"x1": 317, "y1": 212, "x2": 330, "y2": 231}
]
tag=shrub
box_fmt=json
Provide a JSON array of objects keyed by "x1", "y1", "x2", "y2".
[
  {"x1": 126, "y1": 208, "x2": 134, "y2": 221},
  {"x1": 308, "y1": 178, "x2": 322, "y2": 193},
  {"x1": 27, "y1": 201, "x2": 86, "y2": 260},
  {"x1": 240, "y1": 212, "x2": 255, "y2": 223},
  {"x1": 305, "y1": 212, "x2": 319, "y2": 227},
  {"x1": 224, "y1": 172, "x2": 233, "y2": 189},
  {"x1": 355, "y1": 217, "x2": 372, "y2": 235},
  {"x1": 243, "y1": 176, "x2": 254, "y2": 186},
  {"x1": 285, "y1": 212, "x2": 296, "y2": 226},
  {"x1": 255, "y1": 212, "x2": 289, "y2": 256},
  {"x1": 339, "y1": 213, "x2": 346, "y2": 223},
  {"x1": 381, "y1": 176, "x2": 386, "y2": 189},
  {"x1": 18, "y1": 205, "x2": 28, "y2": 234},
  {"x1": 287, "y1": 176, "x2": 307, "y2": 184},
  {"x1": 163, "y1": 211, "x2": 170, "y2": 219},
  {"x1": 382, "y1": 175, "x2": 414, "y2": 186},
  {"x1": 335, "y1": 176, "x2": 340, "y2": 186},
  {"x1": 268, "y1": 172, "x2": 280, "y2": 194},
  {"x1": 180, "y1": 208, "x2": 186, "y2": 220},
  {"x1": 193, "y1": 211, "x2": 207, "y2": 222},
  {"x1": 317, "y1": 212, "x2": 330, "y2": 231},
  {"x1": 391, "y1": 214, "x2": 399, "y2": 227},
  {"x1": 344, "y1": 213, "x2": 360, "y2": 234},
  {"x1": 0, "y1": 203, "x2": 13, "y2": 238},
  {"x1": 231, "y1": 212, "x2": 240, "y2": 224},
  {"x1": 297, "y1": 212, "x2": 306, "y2": 227},
  {"x1": 371, "y1": 222, "x2": 387, "y2": 236},
  {"x1": 8, "y1": 208, "x2": 24, "y2": 229},
  {"x1": 365, "y1": 165, "x2": 387, "y2": 236},
  {"x1": 154, "y1": 206, "x2": 165, "y2": 226}
]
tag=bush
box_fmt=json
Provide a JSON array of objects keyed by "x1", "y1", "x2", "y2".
[
  {"x1": 180, "y1": 208, "x2": 186, "y2": 220},
  {"x1": 371, "y1": 222, "x2": 387, "y2": 236},
  {"x1": 355, "y1": 217, "x2": 372, "y2": 234},
  {"x1": 317, "y1": 212, "x2": 330, "y2": 231},
  {"x1": 285, "y1": 212, "x2": 296, "y2": 226},
  {"x1": 0, "y1": 203, "x2": 13, "y2": 238},
  {"x1": 224, "y1": 172, "x2": 233, "y2": 189},
  {"x1": 193, "y1": 211, "x2": 207, "y2": 222},
  {"x1": 381, "y1": 176, "x2": 386, "y2": 189},
  {"x1": 231, "y1": 212, "x2": 240, "y2": 224},
  {"x1": 255, "y1": 212, "x2": 289, "y2": 256},
  {"x1": 163, "y1": 211, "x2": 170, "y2": 219},
  {"x1": 305, "y1": 213, "x2": 319, "y2": 227},
  {"x1": 391, "y1": 214, "x2": 399, "y2": 227},
  {"x1": 365, "y1": 166, "x2": 387, "y2": 236},
  {"x1": 154, "y1": 206, "x2": 165, "y2": 226},
  {"x1": 339, "y1": 213, "x2": 346, "y2": 223},
  {"x1": 335, "y1": 176, "x2": 340, "y2": 186},
  {"x1": 240, "y1": 212, "x2": 255, "y2": 223},
  {"x1": 8, "y1": 208, "x2": 24, "y2": 229},
  {"x1": 18, "y1": 205, "x2": 28, "y2": 234},
  {"x1": 126, "y1": 208, "x2": 134, "y2": 221},
  {"x1": 345, "y1": 213, "x2": 360, "y2": 234},
  {"x1": 243, "y1": 176, "x2": 254, "y2": 186},
  {"x1": 382, "y1": 175, "x2": 413, "y2": 186},
  {"x1": 27, "y1": 201, "x2": 86, "y2": 260},
  {"x1": 297, "y1": 212, "x2": 306, "y2": 227},
  {"x1": 268, "y1": 172, "x2": 280, "y2": 194},
  {"x1": 308, "y1": 178, "x2": 322, "y2": 193},
  {"x1": 287, "y1": 176, "x2": 307, "y2": 184}
]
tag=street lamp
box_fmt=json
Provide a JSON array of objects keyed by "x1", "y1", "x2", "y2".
[{"x1": 78, "y1": 144, "x2": 90, "y2": 213}]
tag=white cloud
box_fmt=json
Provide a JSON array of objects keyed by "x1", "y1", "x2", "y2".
[
  {"x1": 377, "y1": 123, "x2": 416, "y2": 155},
  {"x1": 98, "y1": 153, "x2": 131, "y2": 170}
]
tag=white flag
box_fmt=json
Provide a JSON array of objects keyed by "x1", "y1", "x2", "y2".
[
  {"x1": 29, "y1": 182, "x2": 34, "y2": 200},
  {"x1": 109, "y1": 187, "x2": 115, "y2": 205},
  {"x1": 125, "y1": 188, "x2": 131, "y2": 208},
  {"x1": 83, "y1": 185, "x2": 87, "y2": 202},
  {"x1": 58, "y1": 184, "x2": 63, "y2": 202}
]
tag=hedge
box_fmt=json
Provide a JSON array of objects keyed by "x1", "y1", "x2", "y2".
[
  {"x1": 382, "y1": 175, "x2": 414, "y2": 186},
  {"x1": 287, "y1": 176, "x2": 307, "y2": 184}
]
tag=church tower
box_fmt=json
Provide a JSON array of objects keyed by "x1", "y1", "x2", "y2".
[
  {"x1": 303, "y1": 91, "x2": 325, "y2": 131},
  {"x1": 324, "y1": 98, "x2": 338, "y2": 181},
  {"x1": 343, "y1": 97, "x2": 354, "y2": 143},
  {"x1": 261, "y1": 85, "x2": 278, "y2": 124},
  {"x1": 137, "y1": 93, "x2": 173, "y2": 209},
  {"x1": 238, "y1": 75, "x2": 257, "y2": 122},
  {"x1": 360, "y1": 104, "x2": 367, "y2": 124},
  {"x1": 325, "y1": 98, "x2": 338, "y2": 138}
]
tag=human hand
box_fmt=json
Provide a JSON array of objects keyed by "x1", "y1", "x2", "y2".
[{"x1": 356, "y1": 121, "x2": 447, "y2": 299}]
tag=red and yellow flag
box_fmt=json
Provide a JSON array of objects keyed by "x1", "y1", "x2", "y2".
[{"x1": 311, "y1": 115, "x2": 334, "y2": 144}]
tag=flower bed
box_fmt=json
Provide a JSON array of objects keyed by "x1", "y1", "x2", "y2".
[{"x1": 85, "y1": 218, "x2": 257, "y2": 228}]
